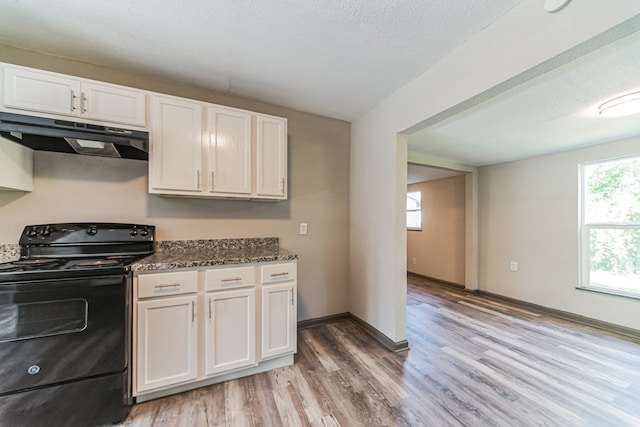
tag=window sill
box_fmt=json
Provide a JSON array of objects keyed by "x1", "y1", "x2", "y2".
[
  {"x1": 576, "y1": 285, "x2": 640, "y2": 301},
  {"x1": 407, "y1": 228, "x2": 422, "y2": 232}
]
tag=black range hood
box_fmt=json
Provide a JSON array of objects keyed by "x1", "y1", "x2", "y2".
[{"x1": 0, "y1": 112, "x2": 149, "y2": 160}]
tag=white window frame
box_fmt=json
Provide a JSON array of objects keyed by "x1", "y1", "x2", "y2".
[
  {"x1": 579, "y1": 154, "x2": 640, "y2": 299},
  {"x1": 407, "y1": 191, "x2": 422, "y2": 231}
]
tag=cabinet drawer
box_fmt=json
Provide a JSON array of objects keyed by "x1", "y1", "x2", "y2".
[
  {"x1": 260, "y1": 262, "x2": 296, "y2": 284},
  {"x1": 138, "y1": 270, "x2": 198, "y2": 298},
  {"x1": 206, "y1": 266, "x2": 256, "y2": 291}
]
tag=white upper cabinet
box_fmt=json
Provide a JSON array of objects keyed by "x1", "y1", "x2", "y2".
[
  {"x1": 78, "y1": 81, "x2": 146, "y2": 126},
  {"x1": 207, "y1": 106, "x2": 252, "y2": 196},
  {"x1": 3, "y1": 66, "x2": 79, "y2": 116},
  {"x1": 148, "y1": 94, "x2": 288, "y2": 200},
  {"x1": 256, "y1": 114, "x2": 287, "y2": 199},
  {"x1": 150, "y1": 95, "x2": 203, "y2": 193},
  {"x1": 2, "y1": 64, "x2": 146, "y2": 127}
]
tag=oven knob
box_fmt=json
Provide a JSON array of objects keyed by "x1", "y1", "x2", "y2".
[
  {"x1": 26, "y1": 228, "x2": 37, "y2": 238},
  {"x1": 41, "y1": 226, "x2": 51, "y2": 237},
  {"x1": 140, "y1": 228, "x2": 149, "y2": 237},
  {"x1": 130, "y1": 228, "x2": 138, "y2": 236},
  {"x1": 87, "y1": 226, "x2": 98, "y2": 236}
]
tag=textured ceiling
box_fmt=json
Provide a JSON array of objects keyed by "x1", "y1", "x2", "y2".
[
  {"x1": 408, "y1": 21, "x2": 640, "y2": 167},
  {"x1": 0, "y1": 0, "x2": 521, "y2": 121}
]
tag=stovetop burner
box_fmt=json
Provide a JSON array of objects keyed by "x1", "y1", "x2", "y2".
[
  {"x1": 73, "y1": 259, "x2": 121, "y2": 267},
  {"x1": 14, "y1": 258, "x2": 62, "y2": 266}
]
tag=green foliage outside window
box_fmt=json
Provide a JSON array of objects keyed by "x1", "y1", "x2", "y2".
[{"x1": 584, "y1": 156, "x2": 640, "y2": 293}]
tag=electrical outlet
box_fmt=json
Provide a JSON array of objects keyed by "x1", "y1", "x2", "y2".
[
  {"x1": 510, "y1": 261, "x2": 518, "y2": 272},
  {"x1": 299, "y1": 223, "x2": 308, "y2": 235},
  {"x1": 412, "y1": 257, "x2": 417, "y2": 265}
]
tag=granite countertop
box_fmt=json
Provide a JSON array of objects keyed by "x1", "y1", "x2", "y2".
[
  {"x1": 0, "y1": 244, "x2": 20, "y2": 263},
  {"x1": 131, "y1": 237, "x2": 297, "y2": 272}
]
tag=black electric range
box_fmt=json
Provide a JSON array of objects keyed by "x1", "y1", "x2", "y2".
[{"x1": 0, "y1": 222, "x2": 155, "y2": 427}]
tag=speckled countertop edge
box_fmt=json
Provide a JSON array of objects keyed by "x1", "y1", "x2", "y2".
[
  {"x1": 131, "y1": 238, "x2": 297, "y2": 272},
  {"x1": 0, "y1": 244, "x2": 20, "y2": 263}
]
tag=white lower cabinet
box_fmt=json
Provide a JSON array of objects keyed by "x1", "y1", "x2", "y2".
[
  {"x1": 135, "y1": 270, "x2": 199, "y2": 393},
  {"x1": 133, "y1": 261, "x2": 296, "y2": 399},
  {"x1": 261, "y1": 262, "x2": 297, "y2": 359},
  {"x1": 261, "y1": 282, "x2": 297, "y2": 359},
  {"x1": 205, "y1": 288, "x2": 256, "y2": 375},
  {"x1": 136, "y1": 294, "x2": 198, "y2": 393}
]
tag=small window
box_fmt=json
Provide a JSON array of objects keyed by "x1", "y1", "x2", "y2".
[
  {"x1": 580, "y1": 155, "x2": 640, "y2": 297},
  {"x1": 407, "y1": 191, "x2": 422, "y2": 230}
]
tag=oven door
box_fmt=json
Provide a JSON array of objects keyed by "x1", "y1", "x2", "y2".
[{"x1": 0, "y1": 274, "x2": 128, "y2": 395}]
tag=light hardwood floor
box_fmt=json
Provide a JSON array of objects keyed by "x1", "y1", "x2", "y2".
[{"x1": 118, "y1": 276, "x2": 640, "y2": 426}]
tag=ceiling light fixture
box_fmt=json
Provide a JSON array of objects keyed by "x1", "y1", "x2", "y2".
[
  {"x1": 598, "y1": 92, "x2": 640, "y2": 117},
  {"x1": 544, "y1": 0, "x2": 571, "y2": 13}
]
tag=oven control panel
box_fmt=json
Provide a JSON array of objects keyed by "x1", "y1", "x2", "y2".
[{"x1": 20, "y1": 223, "x2": 155, "y2": 244}]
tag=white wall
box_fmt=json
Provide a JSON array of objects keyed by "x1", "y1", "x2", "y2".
[
  {"x1": 350, "y1": 0, "x2": 640, "y2": 343},
  {"x1": 479, "y1": 136, "x2": 640, "y2": 330},
  {"x1": 0, "y1": 46, "x2": 351, "y2": 323}
]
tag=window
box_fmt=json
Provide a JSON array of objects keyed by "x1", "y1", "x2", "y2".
[
  {"x1": 580, "y1": 155, "x2": 640, "y2": 297},
  {"x1": 407, "y1": 191, "x2": 422, "y2": 230}
]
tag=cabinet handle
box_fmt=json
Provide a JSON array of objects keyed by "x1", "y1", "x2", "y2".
[
  {"x1": 81, "y1": 92, "x2": 87, "y2": 113},
  {"x1": 281, "y1": 178, "x2": 285, "y2": 195},
  {"x1": 70, "y1": 90, "x2": 77, "y2": 111},
  {"x1": 154, "y1": 283, "x2": 180, "y2": 289},
  {"x1": 221, "y1": 277, "x2": 242, "y2": 283},
  {"x1": 192, "y1": 301, "x2": 195, "y2": 323},
  {"x1": 290, "y1": 288, "x2": 295, "y2": 306},
  {"x1": 211, "y1": 171, "x2": 215, "y2": 191},
  {"x1": 197, "y1": 170, "x2": 201, "y2": 190},
  {"x1": 270, "y1": 272, "x2": 289, "y2": 278},
  {"x1": 208, "y1": 299, "x2": 212, "y2": 319}
]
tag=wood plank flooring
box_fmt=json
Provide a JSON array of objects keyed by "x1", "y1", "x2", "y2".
[{"x1": 118, "y1": 276, "x2": 640, "y2": 426}]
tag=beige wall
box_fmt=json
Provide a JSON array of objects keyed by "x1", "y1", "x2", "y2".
[
  {"x1": 407, "y1": 175, "x2": 465, "y2": 284},
  {"x1": 479, "y1": 135, "x2": 640, "y2": 331},
  {"x1": 0, "y1": 45, "x2": 351, "y2": 322}
]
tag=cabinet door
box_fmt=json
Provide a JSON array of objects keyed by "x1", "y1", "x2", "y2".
[
  {"x1": 0, "y1": 136, "x2": 33, "y2": 191},
  {"x1": 136, "y1": 294, "x2": 198, "y2": 393},
  {"x1": 255, "y1": 115, "x2": 287, "y2": 199},
  {"x1": 81, "y1": 81, "x2": 146, "y2": 126},
  {"x1": 150, "y1": 95, "x2": 203, "y2": 192},
  {"x1": 3, "y1": 66, "x2": 80, "y2": 116},
  {"x1": 261, "y1": 282, "x2": 296, "y2": 359},
  {"x1": 207, "y1": 106, "x2": 252, "y2": 195},
  {"x1": 205, "y1": 288, "x2": 256, "y2": 375}
]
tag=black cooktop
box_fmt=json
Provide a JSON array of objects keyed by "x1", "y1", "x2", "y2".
[
  {"x1": 0, "y1": 254, "x2": 151, "y2": 282},
  {"x1": 0, "y1": 222, "x2": 155, "y2": 283}
]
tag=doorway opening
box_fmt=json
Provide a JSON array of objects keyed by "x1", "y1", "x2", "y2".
[{"x1": 406, "y1": 163, "x2": 467, "y2": 289}]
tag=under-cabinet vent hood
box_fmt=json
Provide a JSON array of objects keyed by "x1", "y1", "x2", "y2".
[{"x1": 0, "y1": 112, "x2": 149, "y2": 160}]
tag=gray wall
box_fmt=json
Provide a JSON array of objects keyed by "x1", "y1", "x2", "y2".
[
  {"x1": 479, "y1": 135, "x2": 640, "y2": 331},
  {"x1": 0, "y1": 45, "x2": 351, "y2": 322}
]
